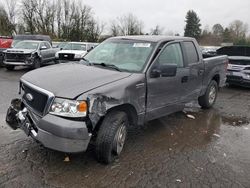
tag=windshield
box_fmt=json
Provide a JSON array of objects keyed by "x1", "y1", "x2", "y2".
[
  {"x1": 84, "y1": 39, "x2": 156, "y2": 72},
  {"x1": 11, "y1": 40, "x2": 21, "y2": 47},
  {"x1": 63, "y1": 43, "x2": 86, "y2": 51},
  {"x1": 58, "y1": 42, "x2": 68, "y2": 49},
  {"x1": 14, "y1": 41, "x2": 39, "y2": 49}
]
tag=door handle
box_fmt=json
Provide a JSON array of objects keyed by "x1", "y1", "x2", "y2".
[{"x1": 181, "y1": 76, "x2": 188, "y2": 83}]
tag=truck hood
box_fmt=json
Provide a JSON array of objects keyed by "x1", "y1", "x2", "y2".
[
  {"x1": 5, "y1": 48, "x2": 36, "y2": 54},
  {"x1": 21, "y1": 63, "x2": 132, "y2": 99}
]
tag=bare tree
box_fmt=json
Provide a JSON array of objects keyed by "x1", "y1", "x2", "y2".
[
  {"x1": 22, "y1": 0, "x2": 37, "y2": 34},
  {"x1": 229, "y1": 20, "x2": 248, "y2": 39},
  {"x1": 110, "y1": 21, "x2": 120, "y2": 36},
  {"x1": 212, "y1": 24, "x2": 224, "y2": 36},
  {"x1": 0, "y1": 4, "x2": 15, "y2": 35},
  {"x1": 5, "y1": 0, "x2": 19, "y2": 34},
  {"x1": 110, "y1": 13, "x2": 144, "y2": 36},
  {"x1": 150, "y1": 25, "x2": 164, "y2": 35}
]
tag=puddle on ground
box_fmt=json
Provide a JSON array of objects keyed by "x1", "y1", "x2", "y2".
[{"x1": 127, "y1": 108, "x2": 249, "y2": 152}]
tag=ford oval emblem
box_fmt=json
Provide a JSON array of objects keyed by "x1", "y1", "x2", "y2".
[{"x1": 26, "y1": 93, "x2": 34, "y2": 101}]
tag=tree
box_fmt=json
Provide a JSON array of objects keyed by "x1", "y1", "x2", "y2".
[
  {"x1": 150, "y1": 25, "x2": 164, "y2": 35},
  {"x1": 21, "y1": 0, "x2": 37, "y2": 34},
  {"x1": 229, "y1": 20, "x2": 248, "y2": 41},
  {"x1": 222, "y1": 27, "x2": 233, "y2": 43},
  {"x1": 0, "y1": 5, "x2": 15, "y2": 35},
  {"x1": 5, "y1": 0, "x2": 18, "y2": 34},
  {"x1": 184, "y1": 10, "x2": 201, "y2": 39},
  {"x1": 110, "y1": 13, "x2": 144, "y2": 36},
  {"x1": 212, "y1": 24, "x2": 224, "y2": 36}
]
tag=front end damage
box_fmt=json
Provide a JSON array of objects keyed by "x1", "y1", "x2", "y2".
[{"x1": 6, "y1": 97, "x2": 92, "y2": 153}]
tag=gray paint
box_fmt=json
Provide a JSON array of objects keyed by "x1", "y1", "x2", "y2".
[
  {"x1": 9, "y1": 36, "x2": 228, "y2": 153},
  {"x1": 3, "y1": 40, "x2": 58, "y2": 67}
]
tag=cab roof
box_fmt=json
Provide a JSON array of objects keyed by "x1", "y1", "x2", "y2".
[{"x1": 110, "y1": 35, "x2": 194, "y2": 43}]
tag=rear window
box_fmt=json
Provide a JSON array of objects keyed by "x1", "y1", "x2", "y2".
[{"x1": 184, "y1": 41, "x2": 199, "y2": 64}]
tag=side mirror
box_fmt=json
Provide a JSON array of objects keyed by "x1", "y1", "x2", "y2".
[
  {"x1": 150, "y1": 64, "x2": 177, "y2": 78},
  {"x1": 40, "y1": 46, "x2": 47, "y2": 50},
  {"x1": 160, "y1": 64, "x2": 177, "y2": 77}
]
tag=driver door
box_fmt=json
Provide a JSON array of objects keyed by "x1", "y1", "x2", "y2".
[
  {"x1": 146, "y1": 42, "x2": 189, "y2": 121},
  {"x1": 40, "y1": 42, "x2": 49, "y2": 62}
]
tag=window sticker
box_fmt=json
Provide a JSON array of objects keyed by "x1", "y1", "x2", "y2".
[{"x1": 133, "y1": 43, "x2": 151, "y2": 48}]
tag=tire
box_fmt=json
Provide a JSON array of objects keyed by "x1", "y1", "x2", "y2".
[
  {"x1": 32, "y1": 58, "x2": 41, "y2": 69},
  {"x1": 6, "y1": 65, "x2": 15, "y2": 71},
  {"x1": 198, "y1": 80, "x2": 218, "y2": 109},
  {"x1": 95, "y1": 111, "x2": 128, "y2": 164}
]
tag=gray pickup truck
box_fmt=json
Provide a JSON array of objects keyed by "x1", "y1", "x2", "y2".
[
  {"x1": 3, "y1": 40, "x2": 58, "y2": 70},
  {"x1": 6, "y1": 36, "x2": 228, "y2": 164}
]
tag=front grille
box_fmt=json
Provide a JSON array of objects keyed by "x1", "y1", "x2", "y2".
[
  {"x1": 227, "y1": 75, "x2": 243, "y2": 82},
  {"x1": 6, "y1": 53, "x2": 29, "y2": 62},
  {"x1": 22, "y1": 84, "x2": 49, "y2": 115},
  {"x1": 59, "y1": 53, "x2": 75, "y2": 60},
  {"x1": 229, "y1": 60, "x2": 250, "y2": 66}
]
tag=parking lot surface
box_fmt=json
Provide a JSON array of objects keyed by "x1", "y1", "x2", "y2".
[{"x1": 0, "y1": 67, "x2": 250, "y2": 188}]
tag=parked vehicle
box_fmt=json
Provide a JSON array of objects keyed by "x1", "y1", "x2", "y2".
[
  {"x1": 0, "y1": 36, "x2": 13, "y2": 66},
  {"x1": 55, "y1": 42, "x2": 98, "y2": 62},
  {"x1": 217, "y1": 46, "x2": 250, "y2": 87},
  {"x1": 11, "y1": 34, "x2": 52, "y2": 47},
  {"x1": 3, "y1": 40, "x2": 58, "y2": 70},
  {"x1": 6, "y1": 36, "x2": 227, "y2": 164}
]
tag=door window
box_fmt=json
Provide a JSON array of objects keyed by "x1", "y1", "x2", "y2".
[
  {"x1": 44, "y1": 42, "x2": 51, "y2": 49},
  {"x1": 157, "y1": 43, "x2": 184, "y2": 67},
  {"x1": 183, "y1": 41, "x2": 199, "y2": 64},
  {"x1": 41, "y1": 42, "x2": 47, "y2": 49}
]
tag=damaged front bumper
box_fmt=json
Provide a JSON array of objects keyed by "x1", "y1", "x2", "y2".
[{"x1": 6, "y1": 99, "x2": 92, "y2": 153}]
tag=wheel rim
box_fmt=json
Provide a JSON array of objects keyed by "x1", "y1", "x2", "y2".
[
  {"x1": 113, "y1": 122, "x2": 127, "y2": 155},
  {"x1": 208, "y1": 86, "x2": 216, "y2": 104}
]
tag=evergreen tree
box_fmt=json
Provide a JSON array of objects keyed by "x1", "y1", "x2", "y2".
[{"x1": 184, "y1": 10, "x2": 201, "y2": 39}]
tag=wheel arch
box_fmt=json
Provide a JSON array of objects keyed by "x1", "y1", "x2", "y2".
[{"x1": 92, "y1": 103, "x2": 138, "y2": 134}]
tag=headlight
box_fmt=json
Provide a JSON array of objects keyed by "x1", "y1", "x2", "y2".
[
  {"x1": 55, "y1": 53, "x2": 59, "y2": 58},
  {"x1": 75, "y1": 54, "x2": 83, "y2": 59},
  {"x1": 49, "y1": 98, "x2": 87, "y2": 118}
]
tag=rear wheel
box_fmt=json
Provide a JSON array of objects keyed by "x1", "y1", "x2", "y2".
[
  {"x1": 6, "y1": 65, "x2": 15, "y2": 71},
  {"x1": 95, "y1": 111, "x2": 128, "y2": 164},
  {"x1": 198, "y1": 80, "x2": 218, "y2": 109}
]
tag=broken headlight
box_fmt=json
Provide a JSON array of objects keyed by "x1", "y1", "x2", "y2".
[{"x1": 49, "y1": 98, "x2": 87, "y2": 118}]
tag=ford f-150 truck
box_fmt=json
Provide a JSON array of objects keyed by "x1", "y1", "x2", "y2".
[
  {"x1": 3, "y1": 40, "x2": 58, "y2": 70},
  {"x1": 6, "y1": 36, "x2": 228, "y2": 164}
]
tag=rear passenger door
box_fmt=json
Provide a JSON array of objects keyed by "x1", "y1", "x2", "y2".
[{"x1": 183, "y1": 41, "x2": 204, "y2": 100}]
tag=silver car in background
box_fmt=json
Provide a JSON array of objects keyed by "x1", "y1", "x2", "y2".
[{"x1": 217, "y1": 46, "x2": 250, "y2": 87}]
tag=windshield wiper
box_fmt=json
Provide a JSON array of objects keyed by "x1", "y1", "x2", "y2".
[{"x1": 92, "y1": 62, "x2": 122, "y2": 72}]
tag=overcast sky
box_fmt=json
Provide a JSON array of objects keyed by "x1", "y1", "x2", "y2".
[{"x1": 83, "y1": 0, "x2": 250, "y2": 35}]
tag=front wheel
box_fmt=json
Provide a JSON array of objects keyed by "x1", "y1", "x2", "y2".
[
  {"x1": 32, "y1": 58, "x2": 41, "y2": 69},
  {"x1": 95, "y1": 111, "x2": 128, "y2": 164},
  {"x1": 198, "y1": 80, "x2": 218, "y2": 109}
]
